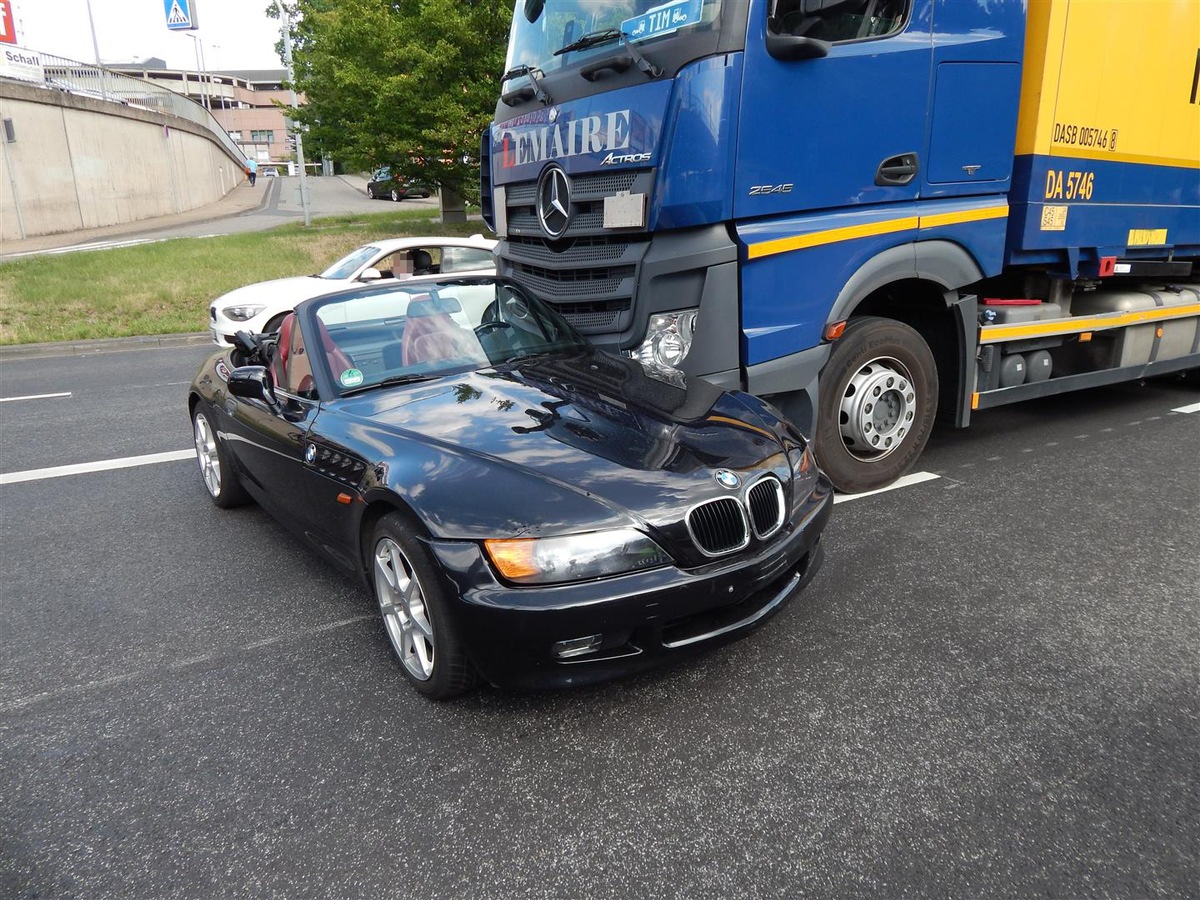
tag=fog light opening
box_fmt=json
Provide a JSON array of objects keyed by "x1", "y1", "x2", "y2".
[{"x1": 552, "y1": 634, "x2": 603, "y2": 659}]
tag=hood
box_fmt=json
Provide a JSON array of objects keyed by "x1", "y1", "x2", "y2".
[
  {"x1": 213, "y1": 275, "x2": 331, "y2": 309},
  {"x1": 337, "y1": 349, "x2": 790, "y2": 538}
]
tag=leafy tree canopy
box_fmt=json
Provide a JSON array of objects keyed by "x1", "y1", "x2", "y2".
[{"x1": 272, "y1": 0, "x2": 512, "y2": 202}]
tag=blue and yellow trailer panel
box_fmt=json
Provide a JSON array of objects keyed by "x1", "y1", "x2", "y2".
[{"x1": 1008, "y1": 0, "x2": 1200, "y2": 269}]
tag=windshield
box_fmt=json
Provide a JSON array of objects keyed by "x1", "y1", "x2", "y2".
[
  {"x1": 313, "y1": 279, "x2": 590, "y2": 394},
  {"x1": 505, "y1": 0, "x2": 726, "y2": 77},
  {"x1": 319, "y1": 245, "x2": 380, "y2": 280}
]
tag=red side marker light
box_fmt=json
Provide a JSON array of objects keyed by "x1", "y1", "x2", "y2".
[
  {"x1": 336, "y1": 493, "x2": 353, "y2": 505},
  {"x1": 1099, "y1": 257, "x2": 1117, "y2": 277}
]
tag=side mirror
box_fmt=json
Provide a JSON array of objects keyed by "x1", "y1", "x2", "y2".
[
  {"x1": 228, "y1": 366, "x2": 282, "y2": 413},
  {"x1": 765, "y1": 31, "x2": 830, "y2": 60},
  {"x1": 523, "y1": 0, "x2": 544, "y2": 23},
  {"x1": 359, "y1": 267, "x2": 382, "y2": 282}
]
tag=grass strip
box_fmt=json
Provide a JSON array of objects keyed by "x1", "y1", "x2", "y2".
[{"x1": 0, "y1": 210, "x2": 486, "y2": 345}]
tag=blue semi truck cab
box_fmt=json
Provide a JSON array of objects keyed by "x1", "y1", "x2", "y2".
[{"x1": 483, "y1": 0, "x2": 1200, "y2": 492}]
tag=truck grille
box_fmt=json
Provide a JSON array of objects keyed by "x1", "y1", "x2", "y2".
[{"x1": 499, "y1": 169, "x2": 654, "y2": 329}]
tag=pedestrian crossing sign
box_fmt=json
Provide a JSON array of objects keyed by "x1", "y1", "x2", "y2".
[{"x1": 164, "y1": 0, "x2": 198, "y2": 31}]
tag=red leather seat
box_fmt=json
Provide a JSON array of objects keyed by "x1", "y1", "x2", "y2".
[
  {"x1": 401, "y1": 296, "x2": 486, "y2": 367},
  {"x1": 271, "y1": 313, "x2": 353, "y2": 395}
]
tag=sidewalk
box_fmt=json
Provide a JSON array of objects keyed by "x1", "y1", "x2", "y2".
[
  {"x1": 0, "y1": 331, "x2": 214, "y2": 361},
  {"x1": 0, "y1": 180, "x2": 272, "y2": 258}
]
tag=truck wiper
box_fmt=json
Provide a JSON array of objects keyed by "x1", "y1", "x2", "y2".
[
  {"x1": 554, "y1": 28, "x2": 662, "y2": 78},
  {"x1": 554, "y1": 28, "x2": 623, "y2": 56},
  {"x1": 500, "y1": 64, "x2": 551, "y2": 106}
]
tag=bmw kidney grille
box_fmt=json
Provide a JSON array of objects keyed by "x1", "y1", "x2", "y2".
[
  {"x1": 686, "y1": 475, "x2": 785, "y2": 557},
  {"x1": 747, "y1": 477, "x2": 785, "y2": 539}
]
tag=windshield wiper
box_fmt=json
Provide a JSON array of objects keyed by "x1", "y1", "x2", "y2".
[
  {"x1": 341, "y1": 372, "x2": 438, "y2": 395},
  {"x1": 500, "y1": 64, "x2": 551, "y2": 106},
  {"x1": 554, "y1": 28, "x2": 662, "y2": 78},
  {"x1": 554, "y1": 28, "x2": 622, "y2": 56}
]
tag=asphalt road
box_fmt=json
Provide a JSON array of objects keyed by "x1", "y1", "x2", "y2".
[
  {"x1": 1, "y1": 346, "x2": 1197, "y2": 898},
  {"x1": 0, "y1": 175, "x2": 441, "y2": 261}
]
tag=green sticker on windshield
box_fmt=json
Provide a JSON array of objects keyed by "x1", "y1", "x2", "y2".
[{"x1": 339, "y1": 368, "x2": 364, "y2": 387}]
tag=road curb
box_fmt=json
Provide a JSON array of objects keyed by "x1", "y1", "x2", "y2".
[{"x1": 0, "y1": 332, "x2": 213, "y2": 361}]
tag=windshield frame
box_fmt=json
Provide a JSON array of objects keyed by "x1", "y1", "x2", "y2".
[
  {"x1": 319, "y1": 245, "x2": 381, "y2": 280},
  {"x1": 299, "y1": 277, "x2": 592, "y2": 399}
]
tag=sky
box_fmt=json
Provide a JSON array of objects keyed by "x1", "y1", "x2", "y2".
[{"x1": 10, "y1": 0, "x2": 286, "y2": 72}]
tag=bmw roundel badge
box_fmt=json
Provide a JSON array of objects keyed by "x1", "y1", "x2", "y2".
[
  {"x1": 715, "y1": 469, "x2": 740, "y2": 490},
  {"x1": 305, "y1": 443, "x2": 317, "y2": 464}
]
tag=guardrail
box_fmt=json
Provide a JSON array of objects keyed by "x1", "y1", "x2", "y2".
[{"x1": 12, "y1": 50, "x2": 248, "y2": 166}]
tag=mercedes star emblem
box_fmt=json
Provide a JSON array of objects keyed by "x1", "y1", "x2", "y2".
[{"x1": 536, "y1": 164, "x2": 571, "y2": 239}]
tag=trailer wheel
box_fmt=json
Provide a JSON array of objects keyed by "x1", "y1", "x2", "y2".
[{"x1": 814, "y1": 316, "x2": 938, "y2": 494}]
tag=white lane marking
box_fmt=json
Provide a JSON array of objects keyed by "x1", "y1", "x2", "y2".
[
  {"x1": 2, "y1": 237, "x2": 168, "y2": 260},
  {"x1": 834, "y1": 471, "x2": 940, "y2": 505},
  {"x1": 0, "y1": 449, "x2": 194, "y2": 485},
  {"x1": 1173, "y1": 402, "x2": 1200, "y2": 414},
  {"x1": 0, "y1": 392, "x2": 72, "y2": 403}
]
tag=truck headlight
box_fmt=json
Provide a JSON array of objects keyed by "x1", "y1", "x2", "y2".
[
  {"x1": 224, "y1": 304, "x2": 266, "y2": 321},
  {"x1": 484, "y1": 528, "x2": 672, "y2": 585},
  {"x1": 633, "y1": 310, "x2": 698, "y2": 370}
]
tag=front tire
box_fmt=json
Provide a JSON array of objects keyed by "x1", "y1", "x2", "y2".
[
  {"x1": 371, "y1": 512, "x2": 477, "y2": 699},
  {"x1": 193, "y1": 406, "x2": 250, "y2": 508},
  {"x1": 814, "y1": 316, "x2": 938, "y2": 494},
  {"x1": 367, "y1": 186, "x2": 376, "y2": 199}
]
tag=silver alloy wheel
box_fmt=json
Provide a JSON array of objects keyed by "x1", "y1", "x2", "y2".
[
  {"x1": 838, "y1": 356, "x2": 917, "y2": 462},
  {"x1": 374, "y1": 537, "x2": 435, "y2": 681},
  {"x1": 193, "y1": 413, "x2": 222, "y2": 497},
  {"x1": 390, "y1": 188, "x2": 400, "y2": 201}
]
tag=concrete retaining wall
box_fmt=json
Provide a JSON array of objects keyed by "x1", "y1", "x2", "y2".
[{"x1": 0, "y1": 80, "x2": 244, "y2": 243}]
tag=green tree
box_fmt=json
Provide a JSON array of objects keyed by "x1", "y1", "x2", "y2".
[{"x1": 276, "y1": 0, "x2": 512, "y2": 205}]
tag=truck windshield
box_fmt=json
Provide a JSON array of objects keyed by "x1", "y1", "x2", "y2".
[{"x1": 505, "y1": 0, "x2": 727, "y2": 79}]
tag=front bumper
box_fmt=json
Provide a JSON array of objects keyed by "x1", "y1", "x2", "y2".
[{"x1": 427, "y1": 473, "x2": 834, "y2": 690}]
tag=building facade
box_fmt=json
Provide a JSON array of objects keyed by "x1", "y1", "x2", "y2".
[{"x1": 111, "y1": 59, "x2": 299, "y2": 166}]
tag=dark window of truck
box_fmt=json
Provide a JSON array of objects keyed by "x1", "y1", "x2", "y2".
[{"x1": 770, "y1": 0, "x2": 907, "y2": 43}]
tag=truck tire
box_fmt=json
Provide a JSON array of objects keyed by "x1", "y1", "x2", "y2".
[{"x1": 814, "y1": 316, "x2": 938, "y2": 494}]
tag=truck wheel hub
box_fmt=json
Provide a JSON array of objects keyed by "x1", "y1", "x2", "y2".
[{"x1": 838, "y1": 357, "x2": 916, "y2": 461}]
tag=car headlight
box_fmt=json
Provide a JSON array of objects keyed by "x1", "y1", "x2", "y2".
[
  {"x1": 223, "y1": 304, "x2": 266, "y2": 322},
  {"x1": 484, "y1": 528, "x2": 672, "y2": 585},
  {"x1": 632, "y1": 310, "x2": 698, "y2": 371}
]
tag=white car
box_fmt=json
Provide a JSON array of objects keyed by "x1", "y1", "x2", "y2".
[{"x1": 208, "y1": 234, "x2": 497, "y2": 345}]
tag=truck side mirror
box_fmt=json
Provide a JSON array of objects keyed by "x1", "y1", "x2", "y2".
[
  {"x1": 766, "y1": 32, "x2": 831, "y2": 60},
  {"x1": 523, "y1": 0, "x2": 543, "y2": 23}
]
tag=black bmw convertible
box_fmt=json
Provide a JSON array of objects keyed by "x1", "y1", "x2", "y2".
[{"x1": 189, "y1": 277, "x2": 833, "y2": 699}]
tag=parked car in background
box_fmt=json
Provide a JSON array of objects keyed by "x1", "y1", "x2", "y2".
[
  {"x1": 189, "y1": 276, "x2": 833, "y2": 698},
  {"x1": 207, "y1": 234, "x2": 497, "y2": 345},
  {"x1": 259, "y1": 166, "x2": 280, "y2": 177},
  {"x1": 367, "y1": 166, "x2": 431, "y2": 201}
]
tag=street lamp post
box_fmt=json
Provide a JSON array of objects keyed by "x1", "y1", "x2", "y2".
[
  {"x1": 84, "y1": 0, "x2": 109, "y2": 100},
  {"x1": 273, "y1": 0, "x2": 311, "y2": 226},
  {"x1": 185, "y1": 32, "x2": 209, "y2": 111}
]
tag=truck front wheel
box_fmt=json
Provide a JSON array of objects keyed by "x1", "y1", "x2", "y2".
[{"x1": 814, "y1": 316, "x2": 938, "y2": 494}]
